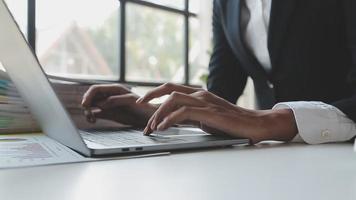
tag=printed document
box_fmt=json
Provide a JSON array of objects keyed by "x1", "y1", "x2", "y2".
[{"x1": 0, "y1": 134, "x2": 86, "y2": 168}]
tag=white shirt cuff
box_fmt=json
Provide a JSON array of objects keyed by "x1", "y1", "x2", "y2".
[{"x1": 272, "y1": 101, "x2": 356, "y2": 144}]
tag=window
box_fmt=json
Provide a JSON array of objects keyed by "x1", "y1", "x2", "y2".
[
  {"x1": 36, "y1": 0, "x2": 120, "y2": 80},
  {"x1": 125, "y1": 3, "x2": 185, "y2": 83},
  {"x1": 5, "y1": 0, "x2": 213, "y2": 86},
  {"x1": 4, "y1": 0, "x2": 27, "y2": 37}
]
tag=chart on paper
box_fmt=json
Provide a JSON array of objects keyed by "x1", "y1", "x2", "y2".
[{"x1": 0, "y1": 134, "x2": 86, "y2": 168}]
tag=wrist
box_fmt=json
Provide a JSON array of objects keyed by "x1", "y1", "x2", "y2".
[{"x1": 263, "y1": 109, "x2": 298, "y2": 142}]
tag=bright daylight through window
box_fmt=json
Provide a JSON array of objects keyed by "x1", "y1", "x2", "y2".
[{"x1": 5, "y1": 0, "x2": 213, "y2": 86}]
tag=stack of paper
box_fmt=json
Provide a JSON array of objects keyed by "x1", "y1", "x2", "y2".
[
  {"x1": 0, "y1": 69, "x2": 127, "y2": 134},
  {"x1": 0, "y1": 71, "x2": 39, "y2": 133}
]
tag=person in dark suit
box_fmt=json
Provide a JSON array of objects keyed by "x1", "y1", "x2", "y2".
[{"x1": 82, "y1": 0, "x2": 356, "y2": 144}]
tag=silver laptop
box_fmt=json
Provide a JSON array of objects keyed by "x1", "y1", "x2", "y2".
[{"x1": 0, "y1": 0, "x2": 249, "y2": 157}]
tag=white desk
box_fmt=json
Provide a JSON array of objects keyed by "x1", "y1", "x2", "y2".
[{"x1": 0, "y1": 143, "x2": 355, "y2": 200}]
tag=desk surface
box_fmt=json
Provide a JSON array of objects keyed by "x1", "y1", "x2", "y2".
[{"x1": 0, "y1": 143, "x2": 355, "y2": 200}]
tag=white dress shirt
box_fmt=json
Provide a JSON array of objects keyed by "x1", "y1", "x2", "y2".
[{"x1": 241, "y1": 0, "x2": 356, "y2": 143}]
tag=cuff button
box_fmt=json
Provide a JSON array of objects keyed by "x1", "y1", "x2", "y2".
[{"x1": 321, "y1": 130, "x2": 331, "y2": 138}]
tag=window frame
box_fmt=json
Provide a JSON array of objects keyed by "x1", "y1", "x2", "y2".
[{"x1": 26, "y1": 0, "x2": 199, "y2": 87}]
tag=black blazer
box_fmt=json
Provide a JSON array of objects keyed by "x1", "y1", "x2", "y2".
[{"x1": 207, "y1": 0, "x2": 356, "y2": 123}]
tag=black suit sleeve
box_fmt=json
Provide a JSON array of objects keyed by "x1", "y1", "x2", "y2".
[
  {"x1": 207, "y1": 0, "x2": 248, "y2": 104},
  {"x1": 332, "y1": 0, "x2": 356, "y2": 123}
]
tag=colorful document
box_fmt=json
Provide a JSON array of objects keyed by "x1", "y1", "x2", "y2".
[
  {"x1": 0, "y1": 133, "x2": 170, "y2": 169},
  {"x1": 0, "y1": 134, "x2": 87, "y2": 168}
]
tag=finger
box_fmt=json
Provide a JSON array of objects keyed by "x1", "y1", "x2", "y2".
[
  {"x1": 95, "y1": 93, "x2": 138, "y2": 110},
  {"x1": 81, "y1": 84, "x2": 130, "y2": 108},
  {"x1": 90, "y1": 107, "x2": 127, "y2": 123},
  {"x1": 136, "y1": 83, "x2": 201, "y2": 104},
  {"x1": 157, "y1": 106, "x2": 252, "y2": 139},
  {"x1": 144, "y1": 112, "x2": 157, "y2": 135},
  {"x1": 192, "y1": 90, "x2": 221, "y2": 105},
  {"x1": 84, "y1": 109, "x2": 96, "y2": 123},
  {"x1": 192, "y1": 91, "x2": 240, "y2": 110},
  {"x1": 144, "y1": 93, "x2": 207, "y2": 135},
  {"x1": 90, "y1": 108, "x2": 115, "y2": 121},
  {"x1": 192, "y1": 91, "x2": 250, "y2": 114},
  {"x1": 155, "y1": 106, "x2": 210, "y2": 132},
  {"x1": 83, "y1": 107, "x2": 102, "y2": 123},
  {"x1": 149, "y1": 92, "x2": 206, "y2": 131}
]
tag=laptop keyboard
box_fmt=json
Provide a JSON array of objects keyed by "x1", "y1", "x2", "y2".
[{"x1": 79, "y1": 130, "x2": 186, "y2": 147}]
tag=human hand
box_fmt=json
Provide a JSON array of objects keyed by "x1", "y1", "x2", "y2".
[
  {"x1": 81, "y1": 84, "x2": 157, "y2": 127},
  {"x1": 137, "y1": 83, "x2": 298, "y2": 144}
]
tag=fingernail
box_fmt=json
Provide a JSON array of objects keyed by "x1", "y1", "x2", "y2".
[
  {"x1": 136, "y1": 98, "x2": 142, "y2": 103},
  {"x1": 157, "y1": 123, "x2": 165, "y2": 131},
  {"x1": 144, "y1": 129, "x2": 152, "y2": 136}
]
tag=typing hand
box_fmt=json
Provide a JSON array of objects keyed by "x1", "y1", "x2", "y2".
[
  {"x1": 137, "y1": 83, "x2": 298, "y2": 144},
  {"x1": 81, "y1": 84, "x2": 157, "y2": 127}
]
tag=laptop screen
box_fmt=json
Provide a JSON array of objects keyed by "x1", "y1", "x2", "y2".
[{"x1": 0, "y1": 0, "x2": 90, "y2": 155}]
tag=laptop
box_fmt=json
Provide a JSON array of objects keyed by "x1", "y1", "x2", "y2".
[{"x1": 0, "y1": 0, "x2": 249, "y2": 157}]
